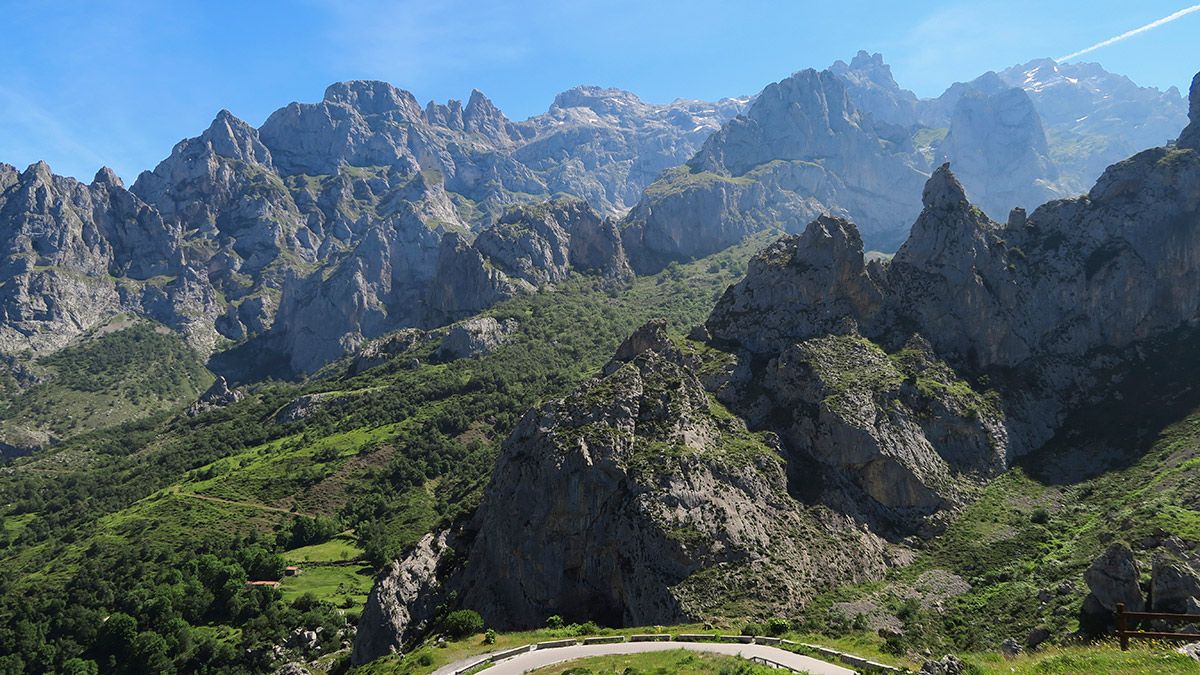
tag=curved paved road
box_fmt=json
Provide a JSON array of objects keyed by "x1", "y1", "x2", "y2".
[{"x1": 434, "y1": 641, "x2": 856, "y2": 675}]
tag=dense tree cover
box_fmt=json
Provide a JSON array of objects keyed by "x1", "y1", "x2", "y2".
[
  {"x1": 0, "y1": 243, "x2": 758, "y2": 672},
  {"x1": 0, "y1": 532, "x2": 344, "y2": 674},
  {"x1": 0, "y1": 322, "x2": 213, "y2": 441}
]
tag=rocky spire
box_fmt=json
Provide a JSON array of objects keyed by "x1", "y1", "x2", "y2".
[
  {"x1": 1178, "y1": 71, "x2": 1200, "y2": 150},
  {"x1": 91, "y1": 166, "x2": 124, "y2": 189},
  {"x1": 21, "y1": 160, "x2": 52, "y2": 182},
  {"x1": 921, "y1": 163, "x2": 970, "y2": 212},
  {"x1": 463, "y1": 89, "x2": 515, "y2": 144},
  {"x1": 201, "y1": 109, "x2": 273, "y2": 166}
]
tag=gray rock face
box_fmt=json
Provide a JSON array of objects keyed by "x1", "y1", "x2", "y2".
[
  {"x1": 830, "y1": 51, "x2": 920, "y2": 129},
  {"x1": 622, "y1": 67, "x2": 929, "y2": 270},
  {"x1": 354, "y1": 531, "x2": 456, "y2": 663},
  {"x1": 475, "y1": 198, "x2": 632, "y2": 285},
  {"x1": 1180, "y1": 72, "x2": 1200, "y2": 151},
  {"x1": 435, "y1": 317, "x2": 517, "y2": 361},
  {"x1": 0, "y1": 161, "x2": 218, "y2": 356},
  {"x1": 515, "y1": 87, "x2": 750, "y2": 213},
  {"x1": 0, "y1": 75, "x2": 740, "y2": 373},
  {"x1": 937, "y1": 86, "x2": 1066, "y2": 219},
  {"x1": 1084, "y1": 543, "x2": 1145, "y2": 612}
]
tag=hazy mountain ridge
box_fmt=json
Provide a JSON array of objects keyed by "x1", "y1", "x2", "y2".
[{"x1": 0, "y1": 55, "x2": 1187, "y2": 396}]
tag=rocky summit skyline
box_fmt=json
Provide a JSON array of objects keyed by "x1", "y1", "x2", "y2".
[{"x1": 0, "y1": 54, "x2": 1190, "y2": 391}]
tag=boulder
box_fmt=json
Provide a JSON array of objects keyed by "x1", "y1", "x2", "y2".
[
  {"x1": 1025, "y1": 627, "x2": 1051, "y2": 649},
  {"x1": 1151, "y1": 552, "x2": 1200, "y2": 614},
  {"x1": 920, "y1": 655, "x2": 967, "y2": 675},
  {"x1": 1084, "y1": 543, "x2": 1145, "y2": 612},
  {"x1": 999, "y1": 638, "x2": 1021, "y2": 659},
  {"x1": 1179, "y1": 642, "x2": 1200, "y2": 662}
]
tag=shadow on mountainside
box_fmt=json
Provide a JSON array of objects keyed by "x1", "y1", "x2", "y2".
[
  {"x1": 1017, "y1": 326, "x2": 1200, "y2": 486},
  {"x1": 206, "y1": 334, "x2": 297, "y2": 386}
]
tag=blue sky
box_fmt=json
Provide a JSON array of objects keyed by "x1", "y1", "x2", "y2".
[{"x1": 1, "y1": 0, "x2": 1197, "y2": 183}]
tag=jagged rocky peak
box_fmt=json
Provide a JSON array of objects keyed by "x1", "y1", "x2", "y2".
[
  {"x1": 91, "y1": 166, "x2": 124, "y2": 189},
  {"x1": 201, "y1": 109, "x2": 273, "y2": 166},
  {"x1": 1179, "y1": 71, "x2": 1200, "y2": 150},
  {"x1": 462, "y1": 89, "x2": 518, "y2": 143},
  {"x1": 423, "y1": 97, "x2": 464, "y2": 129},
  {"x1": 707, "y1": 215, "x2": 883, "y2": 353},
  {"x1": 21, "y1": 159, "x2": 53, "y2": 182},
  {"x1": 322, "y1": 79, "x2": 424, "y2": 119},
  {"x1": 829, "y1": 50, "x2": 919, "y2": 128}
]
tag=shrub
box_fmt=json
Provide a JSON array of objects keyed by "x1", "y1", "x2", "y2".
[
  {"x1": 572, "y1": 621, "x2": 600, "y2": 636},
  {"x1": 416, "y1": 652, "x2": 434, "y2": 667},
  {"x1": 741, "y1": 622, "x2": 765, "y2": 636},
  {"x1": 1031, "y1": 507, "x2": 1050, "y2": 524},
  {"x1": 765, "y1": 617, "x2": 790, "y2": 636},
  {"x1": 545, "y1": 614, "x2": 564, "y2": 629},
  {"x1": 443, "y1": 609, "x2": 484, "y2": 638},
  {"x1": 484, "y1": 628, "x2": 496, "y2": 645}
]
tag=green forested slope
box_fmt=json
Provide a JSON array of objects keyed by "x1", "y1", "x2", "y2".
[
  {"x1": 0, "y1": 238, "x2": 762, "y2": 674},
  {"x1": 0, "y1": 318, "x2": 213, "y2": 451}
]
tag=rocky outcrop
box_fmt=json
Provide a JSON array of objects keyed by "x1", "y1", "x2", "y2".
[
  {"x1": 354, "y1": 531, "x2": 458, "y2": 663},
  {"x1": 475, "y1": 198, "x2": 632, "y2": 285},
  {"x1": 347, "y1": 328, "x2": 428, "y2": 375},
  {"x1": 186, "y1": 376, "x2": 242, "y2": 416},
  {"x1": 1179, "y1": 72, "x2": 1200, "y2": 152},
  {"x1": 703, "y1": 215, "x2": 884, "y2": 353},
  {"x1": 352, "y1": 320, "x2": 894, "y2": 663},
  {"x1": 435, "y1": 317, "x2": 517, "y2": 361}
]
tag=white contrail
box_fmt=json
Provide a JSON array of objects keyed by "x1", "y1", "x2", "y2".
[{"x1": 1058, "y1": 4, "x2": 1200, "y2": 61}]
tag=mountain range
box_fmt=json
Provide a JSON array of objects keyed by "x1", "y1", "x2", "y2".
[{"x1": 0, "y1": 53, "x2": 1189, "y2": 449}]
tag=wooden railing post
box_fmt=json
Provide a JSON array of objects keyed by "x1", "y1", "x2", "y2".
[{"x1": 1116, "y1": 602, "x2": 1128, "y2": 651}]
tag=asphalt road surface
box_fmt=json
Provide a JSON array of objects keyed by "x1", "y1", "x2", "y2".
[{"x1": 433, "y1": 640, "x2": 857, "y2": 675}]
